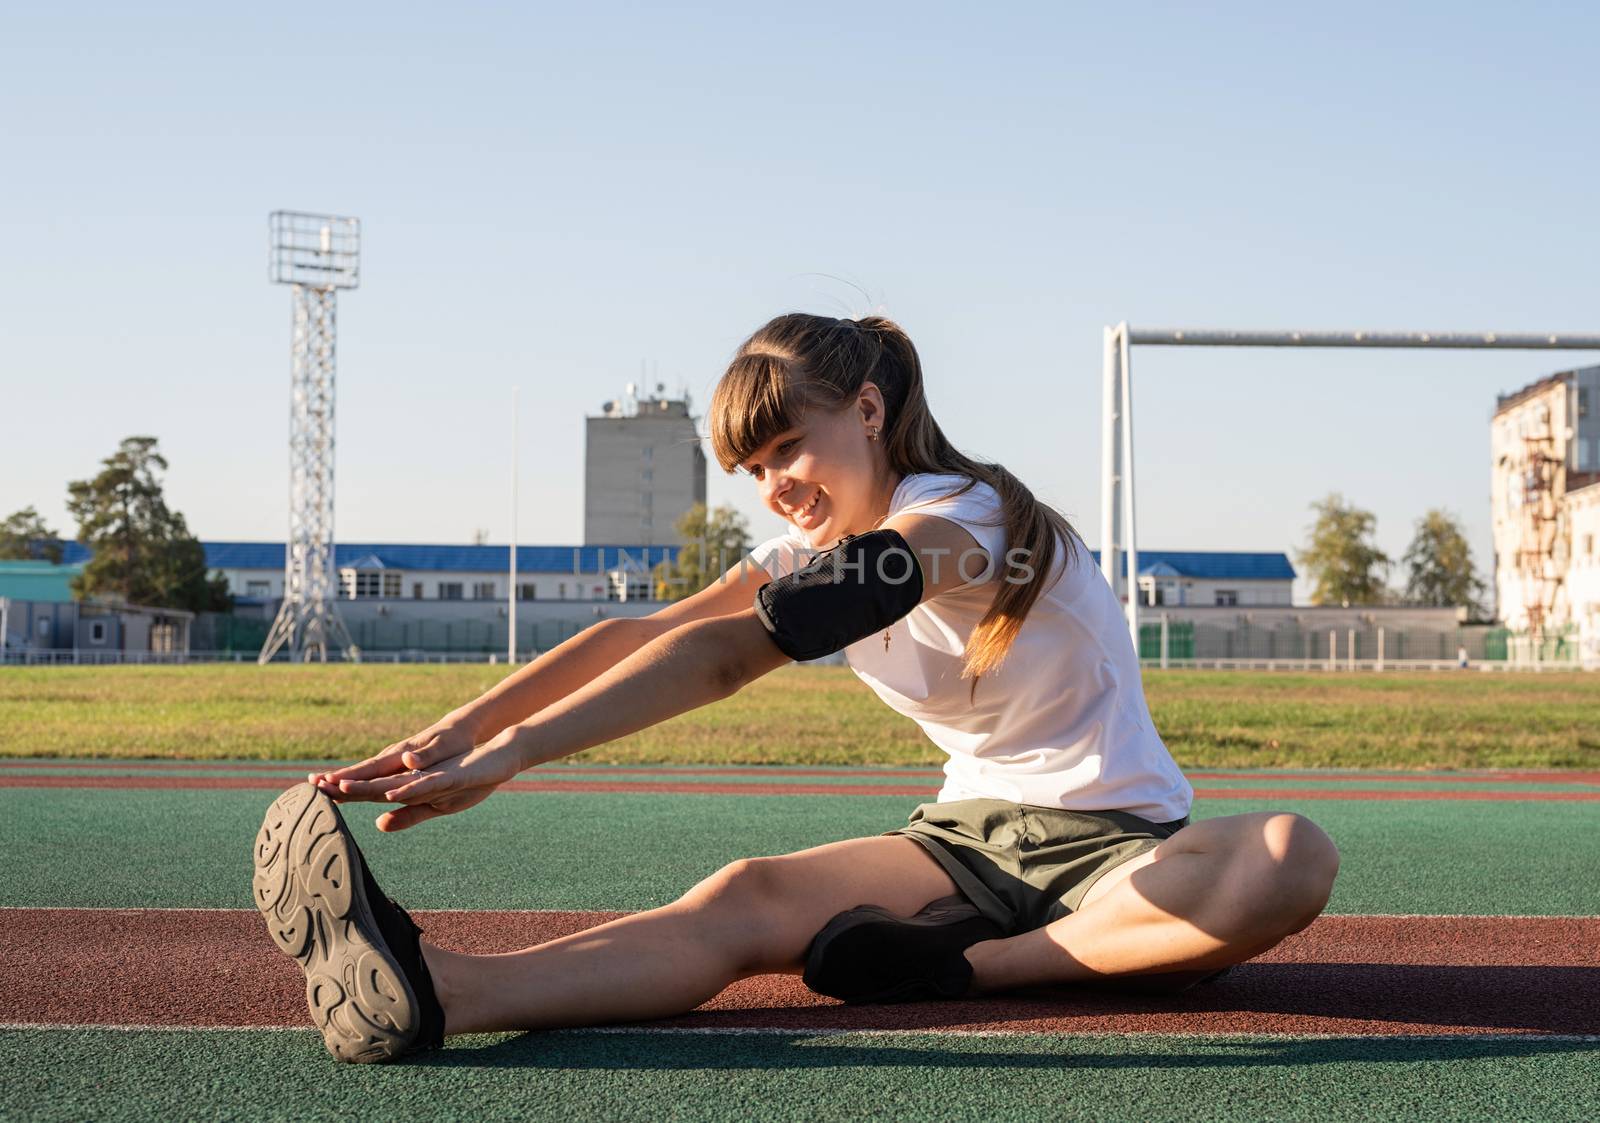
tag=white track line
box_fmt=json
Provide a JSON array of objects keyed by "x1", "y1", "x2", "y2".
[
  {"x1": 1, "y1": 1022, "x2": 1596, "y2": 1042},
  {"x1": 3, "y1": 907, "x2": 1596, "y2": 920},
  {"x1": 559, "y1": 1028, "x2": 1600, "y2": 1043}
]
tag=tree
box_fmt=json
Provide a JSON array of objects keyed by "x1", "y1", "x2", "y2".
[
  {"x1": 1403, "y1": 508, "x2": 1486, "y2": 614},
  {"x1": 0, "y1": 506, "x2": 64, "y2": 563},
  {"x1": 652, "y1": 504, "x2": 753, "y2": 601},
  {"x1": 1296, "y1": 493, "x2": 1390, "y2": 606},
  {"x1": 65, "y1": 436, "x2": 232, "y2": 613}
]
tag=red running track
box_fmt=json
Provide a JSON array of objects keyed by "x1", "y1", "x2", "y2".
[
  {"x1": 3, "y1": 909, "x2": 1596, "y2": 1037},
  {"x1": 1, "y1": 773, "x2": 1597, "y2": 800},
  {"x1": 1, "y1": 760, "x2": 1595, "y2": 786}
]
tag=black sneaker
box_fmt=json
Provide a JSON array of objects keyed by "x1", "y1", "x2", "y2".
[
  {"x1": 1091, "y1": 964, "x2": 1236, "y2": 995},
  {"x1": 803, "y1": 895, "x2": 1002, "y2": 1004},
  {"x1": 252, "y1": 783, "x2": 446, "y2": 1063}
]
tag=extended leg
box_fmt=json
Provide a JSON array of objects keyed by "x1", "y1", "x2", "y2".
[
  {"x1": 423, "y1": 834, "x2": 958, "y2": 1033},
  {"x1": 965, "y1": 812, "x2": 1339, "y2": 992}
]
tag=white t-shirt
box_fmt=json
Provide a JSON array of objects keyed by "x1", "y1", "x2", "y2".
[{"x1": 750, "y1": 472, "x2": 1193, "y2": 823}]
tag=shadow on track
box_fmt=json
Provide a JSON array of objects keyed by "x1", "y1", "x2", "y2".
[
  {"x1": 409, "y1": 960, "x2": 1600, "y2": 1070},
  {"x1": 410, "y1": 1029, "x2": 1599, "y2": 1073}
]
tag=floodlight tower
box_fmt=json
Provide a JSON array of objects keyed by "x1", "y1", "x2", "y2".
[{"x1": 258, "y1": 211, "x2": 361, "y2": 664}]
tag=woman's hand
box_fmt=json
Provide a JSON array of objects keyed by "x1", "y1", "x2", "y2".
[
  {"x1": 312, "y1": 727, "x2": 530, "y2": 832},
  {"x1": 310, "y1": 720, "x2": 477, "y2": 792},
  {"x1": 308, "y1": 720, "x2": 483, "y2": 830}
]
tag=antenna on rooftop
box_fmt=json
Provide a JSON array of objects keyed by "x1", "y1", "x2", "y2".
[{"x1": 258, "y1": 211, "x2": 361, "y2": 664}]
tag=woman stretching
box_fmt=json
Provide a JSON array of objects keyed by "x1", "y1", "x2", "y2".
[{"x1": 252, "y1": 312, "x2": 1340, "y2": 1063}]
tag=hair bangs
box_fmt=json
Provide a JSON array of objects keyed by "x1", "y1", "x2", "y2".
[{"x1": 708, "y1": 352, "x2": 806, "y2": 473}]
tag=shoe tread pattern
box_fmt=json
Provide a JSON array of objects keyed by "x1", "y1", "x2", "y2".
[{"x1": 252, "y1": 783, "x2": 419, "y2": 1063}]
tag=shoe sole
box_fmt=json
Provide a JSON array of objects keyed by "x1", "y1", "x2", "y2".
[{"x1": 252, "y1": 783, "x2": 420, "y2": 1063}]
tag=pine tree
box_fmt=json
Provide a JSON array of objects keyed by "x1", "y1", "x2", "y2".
[
  {"x1": 64, "y1": 436, "x2": 232, "y2": 613},
  {"x1": 1403, "y1": 508, "x2": 1486, "y2": 614},
  {"x1": 0, "y1": 507, "x2": 64, "y2": 563},
  {"x1": 652, "y1": 504, "x2": 753, "y2": 601},
  {"x1": 1296, "y1": 493, "x2": 1390, "y2": 606}
]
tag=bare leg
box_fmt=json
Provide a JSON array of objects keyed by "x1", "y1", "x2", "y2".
[
  {"x1": 423, "y1": 834, "x2": 958, "y2": 1033},
  {"x1": 966, "y1": 812, "x2": 1339, "y2": 992}
]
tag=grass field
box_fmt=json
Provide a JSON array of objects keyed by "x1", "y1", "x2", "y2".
[{"x1": 3, "y1": 664, "x2": 1599, "y2": 769}]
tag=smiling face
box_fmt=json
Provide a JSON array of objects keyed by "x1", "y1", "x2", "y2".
[{"x1": 738, "y1": 386, "x2": 899, "y2": 548}]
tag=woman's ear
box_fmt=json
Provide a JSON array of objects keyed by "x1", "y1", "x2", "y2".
[{"x1": 857, "y1": 381, "x2": 887, "y2": 432}]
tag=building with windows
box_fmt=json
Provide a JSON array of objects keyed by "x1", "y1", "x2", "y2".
[
  {"x1": 30, "y1": 540, "x2": 679, "y2": 657},
  {"x1": 1490, "y1": 365, "x2": 1600, "y2": 654},
  {"x1": 186, "y1": 541, "x2": 678, "y2": 606},
  {"x1": 1099, "y1": 549, "x2": 1297, "y2": 608},
  {"x1": 1067, "y1": 550, "x2": 1482, "y2": 665},
  {"x1": 585, "y1": 386, "x2": 707, "y2": 546},
  {"x1": 0, "y1": 559, "x2": 193, "y2": 659}
]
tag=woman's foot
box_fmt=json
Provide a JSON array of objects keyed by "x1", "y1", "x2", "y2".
[
  {"x1": 803, "y1": 895, "x2": 1002, "y2": 1003},
  {"x1": 252, "y1": 783, "x2": 446, "y2": 1063}
]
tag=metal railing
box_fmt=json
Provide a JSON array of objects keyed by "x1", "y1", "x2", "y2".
[
  {"x1": 1136, "y1": 618, "x2": 1582, "y2": 671},
  {"x1": 3, "y1": 624, "x2": 1588, "y2": 670}
]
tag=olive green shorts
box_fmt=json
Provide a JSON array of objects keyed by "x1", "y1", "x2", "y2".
[{"x1": 886, "y1": 798, "x2": 1189, "y2": 936}]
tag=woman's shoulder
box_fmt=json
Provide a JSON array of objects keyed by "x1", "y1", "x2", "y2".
[{"x1": 890, "y1": 472, "x2": 999, "y2": 517}]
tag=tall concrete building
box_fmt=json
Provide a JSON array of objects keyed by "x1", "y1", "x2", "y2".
[
  {"x1": 584, "y1": 384, "x2": 707, "y2": 546},
  {"x1": 1490, "y1": 364, "x2": 1600, "y2": 648}
]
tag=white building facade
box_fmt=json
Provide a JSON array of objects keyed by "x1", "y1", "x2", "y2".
[
  {"x1": 1490, "y1": 365, "x2": 1600, "y2": 663},
  {"x1": 199, "y1": 542, "x2": 677, "y2": 606}
]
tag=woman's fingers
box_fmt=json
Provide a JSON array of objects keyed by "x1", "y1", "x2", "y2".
[
  {"x1": 399, "y1": 736, "x2": 458, "y2": 771},
  {"x1": 307, "y1": 728, "x2": 466, "y2": 790},
  {"x1": 314, "y1": 747, "x2": 413, "y2": 785},
  {"x1": 375, "y1": 804, "x2": 445, "y2": 832},
  {"x1": 335, "y1": 773, "x2": 419, "y2": 801},
  {"x1": 382, "y1": 770, "x2": 453, "y2": 804},
  {"x1": 385, "y1": 744, "x2": 512, "y2": 804}
]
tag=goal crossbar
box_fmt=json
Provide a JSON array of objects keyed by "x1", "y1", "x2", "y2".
[{"x1": 1100, "y1": 324, "x2": 1600, "y2": 648}]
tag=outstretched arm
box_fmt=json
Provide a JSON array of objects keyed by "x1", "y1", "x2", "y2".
[
  {"x1": 331, "y1": 515, "x2": 982, "y2": 830},
  {"x1": 314, "y1": 554, "x2": 773, "y2": 805},
  {"x1": 332, "y1": 608, "x2": 790, "y2": 829},
  {"x1": 490, "y1": 608, "x2": 788, "y2": 768},
  {"x1": 436, "y1": 560, "x2": 780, "y2": 743}
]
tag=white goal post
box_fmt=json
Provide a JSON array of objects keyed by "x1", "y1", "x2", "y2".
[{"x1": 1100, "y1": 325, "x2": 1600, "y2": 646}]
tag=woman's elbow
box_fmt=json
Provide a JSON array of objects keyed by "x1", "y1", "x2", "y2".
[
  {"x1": 698, "y1": 616, "x2": 786, "y2": 697},
  {"x1": 709, "y1": 657, "x2": 749, "y2": 697}
]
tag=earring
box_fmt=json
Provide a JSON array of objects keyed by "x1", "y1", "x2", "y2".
[{"x1": 867, "y1": 427, "x2": 880, "y2": 441}]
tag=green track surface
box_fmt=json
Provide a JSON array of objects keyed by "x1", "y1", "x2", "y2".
[
  {"x1": 5, "y1": 1029, "x2": 1596, "y2": 1122},
  {"x1": 4, "y1": 786, "x2": 1597, "y2": 915}
]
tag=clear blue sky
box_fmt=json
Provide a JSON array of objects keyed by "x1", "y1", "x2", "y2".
[{"x1": 5, "y1": 1, "x2": 1598, "y2": 600}]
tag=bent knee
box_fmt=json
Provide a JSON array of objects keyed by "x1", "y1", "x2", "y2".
[
  {"x1": 695, "y1": 856, "x2": 789, "y2": 912},
  {"x1": 1254, "y1": 813, "x2": 1339, "y2": 928},
  {"x1": 676, "y1": 857, "x2": 793, "y2": 967}
]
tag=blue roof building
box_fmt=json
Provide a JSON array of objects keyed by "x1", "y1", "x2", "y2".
[{"x1": 1088, "y1": 548, "x2": 1296, "y2": 608}]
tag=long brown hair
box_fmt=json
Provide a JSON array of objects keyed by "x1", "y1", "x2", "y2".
[{"x1": 708, "y1": 312, "x2": 1080, "y2": 680}]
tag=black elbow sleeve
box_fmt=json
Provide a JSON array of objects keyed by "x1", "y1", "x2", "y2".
[{"x1": 753, "y1": 529, "x2": 924, "y2": 662}]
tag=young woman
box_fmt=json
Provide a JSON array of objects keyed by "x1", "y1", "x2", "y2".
[{"x1": 252, "y1": 312, "x2": 1340, "y2": 1063}]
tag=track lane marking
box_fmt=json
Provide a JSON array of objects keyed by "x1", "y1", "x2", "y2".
[{"x1": 2, "y1": 774, "x2": 1596, "y2": 800}]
